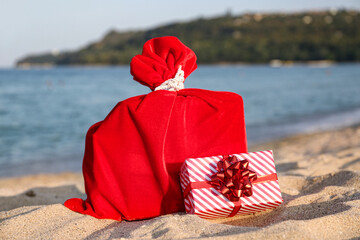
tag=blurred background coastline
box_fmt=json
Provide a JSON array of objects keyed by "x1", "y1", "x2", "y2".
[{"x1": 15, "y1": 10, "x2": 360, "y2": 67}]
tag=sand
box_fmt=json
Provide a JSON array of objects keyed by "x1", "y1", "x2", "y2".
[{"x1": 1, "y1": 125, "x2": 360, "y2": 239}]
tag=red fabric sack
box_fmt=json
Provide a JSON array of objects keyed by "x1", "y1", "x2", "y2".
[{"x1": 64, "y1": 36, "x2": 248, "y2": 221}]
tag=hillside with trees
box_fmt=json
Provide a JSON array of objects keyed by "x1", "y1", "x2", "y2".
[{"x1": 17, "y1": 9, "x2": 360, "y2": 66}]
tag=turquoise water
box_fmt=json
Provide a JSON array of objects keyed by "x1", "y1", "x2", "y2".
[{"x1": 0, "y1": 64, "x2": 359, "y2": 177}]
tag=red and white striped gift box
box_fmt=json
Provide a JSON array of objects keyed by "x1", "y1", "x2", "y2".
[{"x1": 180, "y1": 150, "x2": 283, "y2": 219}]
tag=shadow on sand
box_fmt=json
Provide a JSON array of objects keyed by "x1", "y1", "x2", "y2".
[{"x1": 0, "y1": 185, "x2": 85, "y2": 212}]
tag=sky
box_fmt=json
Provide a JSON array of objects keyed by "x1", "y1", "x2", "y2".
[{"x1": 1, "y1": 0, "x2": 359, "y2": 67}]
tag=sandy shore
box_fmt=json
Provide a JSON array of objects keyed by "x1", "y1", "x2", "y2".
[{"x1": 1, "y1": 125, "x2": 360, "y2": 239}]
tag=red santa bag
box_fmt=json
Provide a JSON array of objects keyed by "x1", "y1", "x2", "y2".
[{"x1": 64, "y1": 36, "x2": 247, "y2": 221}]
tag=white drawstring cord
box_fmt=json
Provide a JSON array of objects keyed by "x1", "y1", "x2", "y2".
[{"x1": 154, "y1": 65, "x2": 185, "y2": 91}]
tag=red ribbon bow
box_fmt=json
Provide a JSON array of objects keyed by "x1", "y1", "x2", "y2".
[{"x1": 209, "y1": 155, "x2": 257, "y2": 202}]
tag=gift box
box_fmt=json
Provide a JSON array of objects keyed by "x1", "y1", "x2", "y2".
[{"x1": 180, "y1": 151, "x2": 283, "y2": 219}]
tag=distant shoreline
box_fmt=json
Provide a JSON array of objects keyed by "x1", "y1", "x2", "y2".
[
  {"x1": 16, "y1": 10, "x2": 360, "y2": 68},
  {"x1": 12, "y1": 60, "x2": 360, "y2": 70}
]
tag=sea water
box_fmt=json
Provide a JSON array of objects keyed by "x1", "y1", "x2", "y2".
[{"x1": 0, "y1": 64, "x2": 359, "y2": 177}]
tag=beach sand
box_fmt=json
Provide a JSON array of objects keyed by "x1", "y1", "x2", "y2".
[{"x1": 1, "y1": 125, "x2": 360, "y2": 239}]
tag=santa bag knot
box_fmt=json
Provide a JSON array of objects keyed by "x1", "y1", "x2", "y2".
[
  {"x1": 154, "y1": 65, "x2": 185, "y2": 91},
  {"x1": 130, "y1": 36, "x2": 197, "y2": 91}
]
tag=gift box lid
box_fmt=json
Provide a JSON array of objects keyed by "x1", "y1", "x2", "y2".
[{"x1": 181, "y1": 150, "x2": 277, "y2": 183}]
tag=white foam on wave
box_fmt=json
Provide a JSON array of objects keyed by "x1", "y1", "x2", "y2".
[{"x1": 247, "y1": 107, "x2": 360, "y2": 145}]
